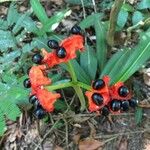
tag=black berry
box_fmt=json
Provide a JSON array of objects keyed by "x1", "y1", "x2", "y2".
[
  {"x1": 121, "y1": 100, "x2": 129, "y2": 111},
  {"x1": 70, "y1": 25, "x2": 82, "y2": 35},
  {"x1": 101, "y1": 106, "x2": 109, "y2": 116},
  {"x1": 110, "y1": 100, "x2": 121, "y2": 112},
  {"x1": 92, "y1": 93, "x2": 103, "y2": 106},
  {"x1": 92, "y1": 79, "x2": 105, "y2": 90},
  {"x1": 29, "y1": 95, "x2": 38, "y2": 104},
  {"x1": 129, "y1": 97, "x2": 138, "y2": 108},
  {"x1": 32, "y1": 53, "x2": 43, "y2": 64},
  {"x1": 33, "y1": 108, "x2": 46, "y2": 119},
  {"x1": 47, "y1": 40, "x2": 59, "y2": 49},
  {"x1": 118, "y1": 86, "x2": 129, "y2": 97},
  {"x1": 56, "y1": 47, "x2": 67, "y2": 58},
  {"x1": 23, "y1": 78, "x2": 31, "y2": 88}
]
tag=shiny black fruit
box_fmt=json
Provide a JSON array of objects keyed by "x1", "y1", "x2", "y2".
[
  {"x1": 118, "y1": 86, "x2": 129, "y2": 97},
  {"x1": 47, "y1": 40, "x2": 59, "y2": 49},
  {"x1": 129, "y1": 97, "x2": 138, "y2": 108},
  {"x1": 29, "y1": 95, "x2": 38, "y2": 104},
  {"x1": 110, "y1": 100, "x2": 121, "y2": 111},
  {"x1": 56, "y1": 47, "x2": 67, "y2": 58},
  {"x1": 121, "y1": 100, "x2": 129, "y2": 111},
  {"x1": 92, "y1": 79, "x2": 105, "y2": 90},
  {"x1": 70, "y1": 25, "x2": 82, "y2": 35},
  {"x1": 92, "y1": 93, "x2": 103, "y2": 106},
  {"x1": 101, "y1": 106, "x2": 109, "y2": 116},
  {"x1": 33, "y1": 108, "x2": 46, "y2": 119},
  {"x1": 32, "y1": 53, "x2": 43, "y2": 64},
  {"x1": 23, "y1": 78, "x2": 31, "y2": 88}
]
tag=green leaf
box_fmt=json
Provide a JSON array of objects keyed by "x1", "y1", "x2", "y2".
[
  {"x1": 39, "y1": 9, "x2": 71, "y2": 35},
  {"x1": 80, "y1": 45, "x2": 97, "y2": 79},
  {"x1": 0, "y1": 50, "x2": 21, "y2": 70},
  {"x1": 7, "y1": 3, "x2": 20, "y2": 26},
  {"x1": 106, "y1": 49, "x2": 131, "y2": 84},
  {"x1": 22, "y1": 16, "x2": 39, "y2": 33},
  {"x1": 79, "y1": 13, "x2": 102, "y2": 29},
  {"x1": 103, "y1": 30, "x2": 150, "y2": 84},
  {"x1": 0, "y1": 110, "x2": 6, "y2": 136},
  {"x1": 31, "y1": 37, "x2": 51, "y2": 51},
  {"x1": 122, "y1": 3, "x2": 134, "y2": 12},
  {"x1": 138, "y1": 0, "x2": 150, "y2": 9},
  {"x1": 132, "y1": 11, "x2": 144, "y2": 25},
  {"x1": 54, "y1": 100, "x2": 67, "y2": 112},
  {"x1": 116, "y1": 31, "x2": 150, "y2": 83},
  {"x1": 71, "y1": 60, "x2": 91, "y2": 84},
  {"x1": 51, "y1": 74, "x2": 62, "y2": 83},
  {"x1": 12, "y1": 12, "x2": 31, "y2": 34},
  {"x1": 94, "y1": 17, "x2": 107, "y2": 72},
  {"x1": 117, "y1": 9, "x2": 128, "y2": 28},
  {"x1": 0, "y1": 19, "x2": 8, "y2": 30},
  {"x1": 30, "y1": 0, "x2": 48, "y2": 24},
  {"x1": 135, "y1": 107, "x2": 143, "y2": 125},
  {"x1": 53, "y1": 79, "x2": 71, "y2": 85},
  {"x1": 65, "y1": 0, "x2": 92, "y2": 6},
  {"x1": 0, "y1": 30, "x2": 16, "y2": 51},
  {"x1": 100, "y1": 50, "x2": 125, "y2": 77}
]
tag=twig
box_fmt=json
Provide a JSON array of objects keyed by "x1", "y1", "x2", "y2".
[
  {"x1": 125, "y1": 18, "x2": 150, "y2": 45},
  {"x1": 80, "y1": 0, "x2": 86, "y2": 19},
  {"x1": 92, "y1": 0, "x2": 97, "y2": 13},
  {"x1": 34, "y1": 119, "x2": 60, "y2": 150},
  {"x1": 94, "y1": 129, "x2": 149, "y2": 139},
  {"x1": 107, "y1": 0, "x2": 124, "y2": 47}
]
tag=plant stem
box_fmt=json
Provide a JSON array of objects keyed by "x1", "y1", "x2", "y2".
[
  {"x1": 125, "y1": 18, "x2": 150, "y2": 45},
  {"x1": 77, "y1": 81, "x2": 91, "y2": 91},
  {"x1": 107, "y1": 0, "x2": 124, "y2": 47},
  {"x1": 45, "y1": 82, "x2": 73, "y2": 91},
  {"x1": 66, "y1": 61, "x2": 86, "y2": 111},
  {"x1": 66, "y1": 61, "x2": 77, "y2": 82}
]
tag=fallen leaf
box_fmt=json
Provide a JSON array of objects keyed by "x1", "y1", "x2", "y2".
[
  {"x1": 144, "y1": 140, "x2": 150, "y2": 150},
  {"x1": 79, "y1": 139, "x2": 103, "y2": 150},
  {"x1": 54, "y1": 145, "x2": 64, "y2": 150},
  {"x1": 118, "y1": 138, "x2": 128, "y2": 150},
  {"x1": 143, "y1": 68, "x2": 150, "y2": 86}
]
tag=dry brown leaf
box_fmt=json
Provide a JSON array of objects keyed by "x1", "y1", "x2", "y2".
[
  {"x1": 143, "y1": 68, "x2": 150, "y2": 86},
  {"x1": 118, "y1": 138, "x2": 128, "y2": 150},
  {"x1": 79, "y1": 139, "x2": 103, "y2": 150},
  {"x1": 54, "y1": 145, "x2": 64, "y2": 150},
  {"x1": 144, "y1": 140, "x2": 150, "y2": 150}
]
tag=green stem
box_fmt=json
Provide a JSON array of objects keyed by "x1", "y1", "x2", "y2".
[
  {"x1": 77, "y1": 81, "x2": 92, "y2": 91},
  {"x1": 45, "y1": 82, "x2": 73, "y2": 91},
  {"x1": 66, "y1": 61, "x2": 77, "y2": 82},
  {"x1": 66, "y1": 61, "x2": 86, "y2": 111}
]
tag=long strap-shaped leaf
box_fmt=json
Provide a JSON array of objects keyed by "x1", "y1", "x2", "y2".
[
  {"x1": 117, "y1": 31, "x2": 150, "y2": 82},
  {"x1": 102, "y1": 30, "x2": 150, "y2": 84},
  {"x1": 30, "y1": 0, "x2": 48, "y2": 24},
  {"x1": 94, "y1": 16, "x2": 107, "y2": 72}
]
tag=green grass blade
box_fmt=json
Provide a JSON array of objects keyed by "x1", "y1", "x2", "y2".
[
  {"x1": 30, "y1": 0, "x2": 48, "y2": 24},
  {"x1": 94, "y1": 17, "x2": 107, "y2": 72},
  {"x1": 80, "y1": 45, "x2": 97, "y2": 80},
  {"x1": 79, "y1": 13, "x2": 102, "y2": 29},
  {"x1": 116, "y1": 31, "x2": 150, "y2": 83}
]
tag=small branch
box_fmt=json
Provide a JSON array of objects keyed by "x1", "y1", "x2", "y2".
[
  {"x1": 107, "y1": 0, "x2": 124, "y2": 47},
  {"x1": 125, "y1": 18, "x2": 150, "y2": 45},
  {"x1": 80, "y1": 0, "x2": 86, "y2": 19}
]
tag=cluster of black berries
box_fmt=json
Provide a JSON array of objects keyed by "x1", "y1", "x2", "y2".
[{"x1": 88, "y1": 78, "x2": 139, "y2": 116}]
